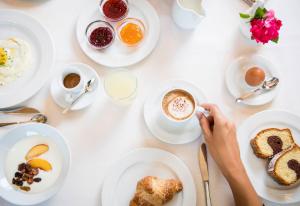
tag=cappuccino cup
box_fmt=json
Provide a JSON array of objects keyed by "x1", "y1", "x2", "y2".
[{"x1": 160, "y1": 88, "x2": 209, "y2": 128}]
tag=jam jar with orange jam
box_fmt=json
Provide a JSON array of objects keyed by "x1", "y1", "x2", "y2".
[
  {"x1": 117, "y1": 18, "x2": 145, "y2": 47},
  {"x1": 100, "y1": 0, "x2": 129, "y2": 21}
]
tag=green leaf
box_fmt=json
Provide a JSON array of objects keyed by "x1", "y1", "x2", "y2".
[
  {"x1": 239, "y1": 13, "x2": 250, "y2": 19},
  {"x1": 254, "y1": 7, "x2": 267, "y2": 19},
  {"x1": 271, "y1": 37, "x2": 279, "y2": 43}
]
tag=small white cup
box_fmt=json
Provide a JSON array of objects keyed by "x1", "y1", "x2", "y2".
[
  {"x1": 60, "y1": 67, "x2": 84, "y2": 103},
  {"x1": 159, "y1": 88, "x2": 209, "y2": 129}
]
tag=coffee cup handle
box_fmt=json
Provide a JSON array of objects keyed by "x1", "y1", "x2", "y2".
[{"x1": 196, "y1": 106, "x2": 210, "y2": 118}]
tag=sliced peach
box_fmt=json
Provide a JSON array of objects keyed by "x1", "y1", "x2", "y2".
[
  {"x1": 25, "y1": 144, "x2": 49, "y2": 161},
  {"x1": 28, "y1": 158, "x2": 52, "y2": 171}
]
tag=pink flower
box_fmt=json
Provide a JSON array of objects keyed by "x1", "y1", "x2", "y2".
[
  {"x1": 250, "y1": 10, "x2": 282, "y2": 44},
  {"x1": 266, "y1": 10, "x2": 275, "y2": 18}
]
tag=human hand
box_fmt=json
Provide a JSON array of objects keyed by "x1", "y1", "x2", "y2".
[
  {"x1": 197, "y1": 104, "x2": 244, "y2": 177},
  {"x1": 198, "y1": 104, "x2": 262, "y2": 206}
]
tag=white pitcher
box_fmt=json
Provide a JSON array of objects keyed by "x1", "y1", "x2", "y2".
[{"x1": 172, "y1": 0, "x2": 206, "y2": 29}]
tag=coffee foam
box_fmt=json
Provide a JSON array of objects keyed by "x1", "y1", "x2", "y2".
[{"x1": 162, "y1": 90, "x2": 195, "y2": 121}]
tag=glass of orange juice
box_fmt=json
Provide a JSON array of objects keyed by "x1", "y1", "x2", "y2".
[{"x1": 116, "y1": 18, "x2": 145, "y2": 47}]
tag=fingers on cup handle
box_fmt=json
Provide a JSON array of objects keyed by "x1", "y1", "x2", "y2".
[
  {"x1": 196, "y1": 106, "x2": 210, "y2": 117},
  {"x1": 199, "y1": 115, "x2": 212, "y2": 139},
  {"x1": 201, "y1": 103, "x2": 217, "y2": 113},
  {"x1": 200, "y1": 103, "x2": 223, "y2": 119}
]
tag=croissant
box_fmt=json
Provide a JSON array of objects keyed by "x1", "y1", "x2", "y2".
[{"x1": 129, "y1": 176, "x2": 183, "y2": 206}]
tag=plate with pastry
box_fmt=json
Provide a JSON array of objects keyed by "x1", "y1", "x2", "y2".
[
  {"x1": 101, "y1": 148, "x2": 196, "y2": 206},
  {"x1": 238, "y1": 110, "x2": 300, "y2": 204}
]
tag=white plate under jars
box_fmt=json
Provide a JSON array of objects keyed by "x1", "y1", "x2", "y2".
[{"x1": 76, "y1": 0, "x2": 160, "y2": 68}]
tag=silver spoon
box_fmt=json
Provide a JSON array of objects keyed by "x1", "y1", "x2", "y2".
[
  {"x1": 62, "y1": 78, "x2": 96, "y2": 114},
  {"x1": 236, "y1": 77, "x2": 279, "y2": 103},
  {"x1": 0, "y1": 114, "x2": 47, "y2": 127}
]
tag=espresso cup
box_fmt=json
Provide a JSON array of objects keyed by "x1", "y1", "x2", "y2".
[
  {"x1": 160, "y1": 88, "x2": 209, "y2": 129},
  {"x1": 60, "y1": 67, "x2": 84, "y2": 102}
]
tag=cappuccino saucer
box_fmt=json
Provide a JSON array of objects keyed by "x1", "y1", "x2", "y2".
[
  {"x1": 50, "y1": 63, "x2": 100, "y2": 111},
  {"x1": 144, "y1": 80, "x2": 207, "y2": 144}
]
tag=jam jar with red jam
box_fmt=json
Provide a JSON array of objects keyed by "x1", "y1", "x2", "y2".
[
  {"x1": 86, "y1": 20, "x2": 115, "y2": 49},
  {"x1": 100, "y1": 0, "x2": 129, "y2": 21}
]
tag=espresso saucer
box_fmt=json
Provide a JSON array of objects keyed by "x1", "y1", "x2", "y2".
[
  {"x1": 50, "y1": 63, "x2": 100, "y2": 111},
  {"x1": 144, "y1": 80, "x2": 207, "y2": 144}
]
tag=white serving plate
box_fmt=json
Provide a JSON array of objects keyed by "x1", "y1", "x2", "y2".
[
  {"x1": 76, "y1": 0, "x2": 160, "y2": 68},
  {"x1": 0, "y1": 9, "x2": 55, "y2": 109},
  {"x1": 238, "y1": 110, "x2": 300, "y2": 204},
  {"x1": 0, "y1": 123, "x2": 70, "y2": 205},
  {"x1": 102, "y1": 148, "x2": 196, "y2": 206}
]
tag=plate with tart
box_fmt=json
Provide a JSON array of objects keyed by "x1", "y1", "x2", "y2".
[{"x1": 238, "y1": 110, "x2": 300, "y2": 204}]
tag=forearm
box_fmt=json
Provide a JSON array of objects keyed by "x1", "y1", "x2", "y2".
[{"x1": 223, "y1": 163, "x2": 262, "y2": 206}]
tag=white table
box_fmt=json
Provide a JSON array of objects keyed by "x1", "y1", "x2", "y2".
[{"x1": 0, "y1": 0, "x2": 300, "y2": 205}]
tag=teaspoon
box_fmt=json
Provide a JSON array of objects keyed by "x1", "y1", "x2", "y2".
[
  {"x1": 236, "y1": 77, "x2": 279, "y2": 103},
  {"x1": 62, "y1": 78, "x2": 96, "y2": 114}
]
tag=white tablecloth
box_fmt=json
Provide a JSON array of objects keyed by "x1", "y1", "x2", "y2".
[{"x1": 0, "y1": 0, "x2": 300, "y2": 205}]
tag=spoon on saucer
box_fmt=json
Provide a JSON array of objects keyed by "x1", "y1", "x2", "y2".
[
  {"x1": 62, "y1": 78, "x2": 95, "y2": 114},
  {"x1": 236, "y1": 77, "x2": 279, "y2": 103},
  {"x1": 0, "y1": 114, "x2": 48, "y2": 127}
]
